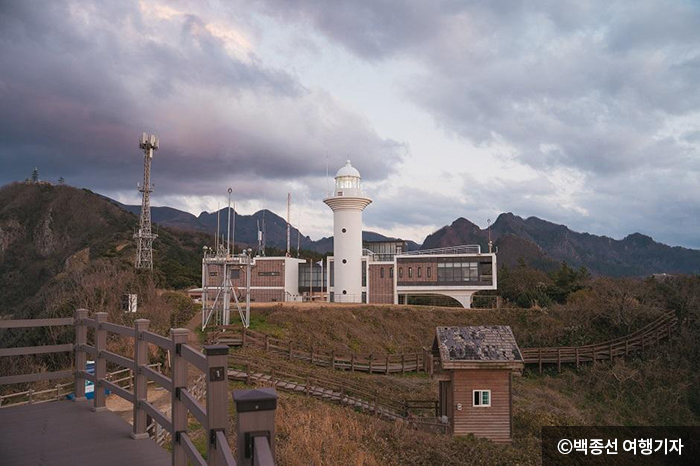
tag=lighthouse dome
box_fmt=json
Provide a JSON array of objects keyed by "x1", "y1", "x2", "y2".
[{"x1": 335, "y1": 160, "x2": 361, "y2": 178}]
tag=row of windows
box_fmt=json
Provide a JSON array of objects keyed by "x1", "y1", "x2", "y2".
[{"x1": 258, "y1": 271, "x2": 280, "y2": 276}]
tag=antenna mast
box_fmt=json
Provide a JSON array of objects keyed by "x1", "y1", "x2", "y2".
[
  {"x1": 297, "y1": 208, "x2": 301, "y2": 257},
  {"x1": 134, "y1": 133, "x2": 159, "y2": 270},
  {"x1": 286, "y1": 193, "x2": 291, "y2": 257},
  {"x1": 487, "y1": 218, "x2": 493, "y2": 253},
  {"x1": 227, "y1": 188, "x2": 232, "y2": 255}
]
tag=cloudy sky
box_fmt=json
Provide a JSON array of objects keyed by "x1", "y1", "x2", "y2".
[{"x1": 1, "y1": 1, "x2": 699, "y2": 247}]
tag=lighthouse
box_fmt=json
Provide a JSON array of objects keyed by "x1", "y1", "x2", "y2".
[{"x1": 324, "y1": 160, "x2": 372, "y2": 303}]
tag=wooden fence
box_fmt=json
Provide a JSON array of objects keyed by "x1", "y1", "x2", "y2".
[
  {"x1": 0, "y1": 311, "x2": 278, "y2": 466},
  {"x1": 213, "y1": 327, "x2": 433, "y2": 375},
  {"x1": 214, "y1": 310, "x2": 679, "y2": 376},
  {"x1": 520, "y1": 311, "x2": 679, "y2": 373},
  {"x1": 228, "y1": 357, "x2": 447, "y2": 434}
]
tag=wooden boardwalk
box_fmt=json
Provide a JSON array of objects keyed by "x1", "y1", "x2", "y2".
[{"x1": 0, "y1": 400, "x2": 170, "y2": 466}]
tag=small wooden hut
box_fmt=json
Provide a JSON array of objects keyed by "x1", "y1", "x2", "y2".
[{"x1": 432, "y1": 326, "x2": 524, "y2": 443}]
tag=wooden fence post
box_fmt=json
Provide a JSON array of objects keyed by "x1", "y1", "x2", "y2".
[
  {"x1": 557, "y1": 349, "x2": 561, "y2": 373},
  {"x1": 288, "y1": 341, "x2": 293, "y2": 360},
  {"x1": 306, "y1": 378, "x2": 310, "y2": 396},
  {"x1": 422, "y1": 348, "x2": 428, "y2": 372},
  {"x1": 233, "y1": 387, "x2": 278, "y2": 466},
  {"x1": 401, "y1": 354, "x2": 406, "y2": 375},
  {"x1": 132, "y1": 318, "x2": 150, "y2": 439},
  {"x1": 205, "y1": 345, "x2": 230, "y2": 466},
  {"x1": 351, "y1": 353, "x2": 356, "y2": 372},
  {"x1": 265, "y1": 335, "x2": 270, "y2": 351},
  {"x1": 246, "y1": 363, "x2": 251, "y2": 385},
  {"x1": 331, "y1": 351, "x2": 335, "y2": 370},
  {"x1": 538, "y1": 348, "x2": 542, "y2": 374},
  {"x1": 242, "y1": 327, "x2": 247, "y2": 347},
  {"x1": 385, "y1": 355, "x2": 390, "y2": 375},
  {"x1": 575, "y1": 348, "x2": 580, "y2": 370},
  {"x1": 311, "y1": 345, "x2": 315, "y2": 365},
  {"x1": 170, "y1": 328, "x2": 189, "y2": 466},
  {"x1": 609, "y1": 343, "x2": 613, "y2": 362},
  {"x1": 93, "y1": 312, "x2": 108, "y2": 412},
  {"x1": 74, "y1": 309, "x2": 88, "y2": 401},
  {"x1": 369, "y1": 353, "x2": 373, "y2": 374},
  {"x1": 428, "y1": 354, "x2": 434, "y2": 377},
  {"x1": 592, "y1": 347, "x2": 597, "y2": 366},
  {"x1": 415, "y1": 353, "x2": 419, "y2": 373}
]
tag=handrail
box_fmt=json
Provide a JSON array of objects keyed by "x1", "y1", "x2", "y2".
[
  {"x1": 180, "y1": 344, "x2": 208, "y2": 373},
  {"x1": 0, "y1": 317, "x2": 74, "y2": 328},
  {"x1": 254, "y1": 436, "x2": 275, "y2": 466},
  {"x1": 142, "y1": 330, "x2": 173, "y2": 350},
  {"x1": 100, "y1": 350, "x2": 136, "y2": 371},
  {"x1": 101, "y1": 321, "x2": 134, "y2": 338},
  {"x1": 0, "y1": 343, "x2": 74, "y2": 357},
  {"x1": 1, "y1": 311, "x2": 264, "y2": 464},
  {"x1": 179, "y1": 388, "x2": 207, "y2": 427},
  {"x1": 141, "y1": 400, "x2": 173, "y2": 433},
  {"x1": 180, "y1": 432, "x2": 207, "y2": 466},
  {"x1": 141, "y1": 365, "x2": 173, "y2": 392},
  {"x1": 401, "y1": 244, "x2": 482, "y2": 256},
  {"x1": 215, "y1": 431, "x2": 237, "y2": 466}
]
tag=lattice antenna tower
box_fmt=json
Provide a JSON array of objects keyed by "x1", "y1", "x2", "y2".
[{"x1": 134, "y1": 133, "x2": 159, "y2": 270}]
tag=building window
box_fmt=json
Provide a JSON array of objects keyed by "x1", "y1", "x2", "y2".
[
  {"x1": 361, "y1": 292, "x2": 366, "y2": 303},
  {"x1": 380, "y1": 267, "x2": 384, "y2": 278},
  {"x1": 417, "y1": 267, "x2": 421, "y2": 278},
  {"x1": 330, "y1": 292, "x2": 334, "y2": 302},
  {"x1": 390, "y1": 267, "x2": 393, "y2": 278},
  {"x1": 437, "y1": 261, "x2": 480, "y2": 282},
  {"x1": 427, "y1": 267, "x2": 431, "y2": 278},
  {"x1": 209, "y1": 271, "x2": 218, "y2": 277},
  {"x1": 258, "y1": 271, "x2": 280, "y2": 276},
  {"x1": 408, "y1": 267, "x2": 412, "y2": 278},
  {"x1": 473, "y1": 390, "x2": 491, "y2": 407},
  {"x1": 398, "y1": 267, "x2": 403, "y2": 278},
  {"x1": 230, "y1": 269, "x2": 240, "y2": 279}
]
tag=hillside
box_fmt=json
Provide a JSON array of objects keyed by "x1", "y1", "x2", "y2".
[
  {"x1": 0, "y1": 182, "x2": 208, "y2": 317},
  {"x1": 422, "y1": 214, "x2": 700, "y2": 276},
  {"x1": 214, "y1": 292, "x2": 699, "y2": 465}
]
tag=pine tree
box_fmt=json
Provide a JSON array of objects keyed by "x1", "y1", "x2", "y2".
[
  {"x1": 31, "y1": 167, "x2": 39, "y2": 183},
  {"x1": 58, "y1": 177, "x2": 65, "y2": 185}
]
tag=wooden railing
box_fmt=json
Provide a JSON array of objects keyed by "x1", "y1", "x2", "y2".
[
  {"x1": 229, "y1": 357, "x2": 447, "y2": 435},
  {"x1": 0, "y1": 310, "x2": 279, "y2": 466},
  {"x1": 216, "y1": 311, "x2": 679, "y2": 377},
  {"x1": 213, "y1": 327, "x2": 433, "y2": 375},
  {"x1": 0, "y1": 363, "x2": 161, "y2": 408},
  {"x1": 520, "y1": 311, "x2": 679, "y2": 373}
]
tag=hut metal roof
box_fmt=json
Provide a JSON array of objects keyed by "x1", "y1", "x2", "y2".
[{"x1": 434, "y1": 326, "x2": 524, "y2": 370}]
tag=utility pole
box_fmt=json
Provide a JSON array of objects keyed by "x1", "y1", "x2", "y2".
[
  {"x1": 134, "y1": 133, "x2": 159, "y2": 270},
  {"x1": 286, "y1": 193, "x2": 291, "y2": 257}
]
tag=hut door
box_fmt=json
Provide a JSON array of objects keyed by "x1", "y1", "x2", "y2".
[{"x1": 439, "y1": 381, "x2": 450, "y2": 418}]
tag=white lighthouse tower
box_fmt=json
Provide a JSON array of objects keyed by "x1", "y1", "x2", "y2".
[{"x1": 324, "y1": 160, "x2": 372, "y2": 303}]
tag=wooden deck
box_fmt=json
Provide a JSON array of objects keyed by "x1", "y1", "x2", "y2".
[{"x1": 0, "y1": 400, "x2": 170, "y2": 466}]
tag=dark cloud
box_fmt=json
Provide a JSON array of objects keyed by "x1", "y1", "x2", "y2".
[
  {"x1": 244, "y1": 0, "x2": 700, "y2": 248},
  {"x1": 0, "y1": 0, "x2": 404, "y2": 198}
]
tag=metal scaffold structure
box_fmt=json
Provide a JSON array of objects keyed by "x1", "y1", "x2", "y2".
[
  {"x1": 201, "y1": 189, "x2": 256, "y2": 329},
  {"x1": 134, "y1": 133, "x2": 159, "y2": 270}
]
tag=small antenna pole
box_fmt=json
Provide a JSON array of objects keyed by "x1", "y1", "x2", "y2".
[
  {"x1": 286, "y1": 193, "x2": 291, "y2": 257},
  {"x1": 487, "y1": 218, "x2": 493, "y2": 253},
  {"x1": 227, "y1": 188, "x2": 232, "y2": 256},
  {"x1": 216, "y1": 202, "x2": 220, "y2": 253}
]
